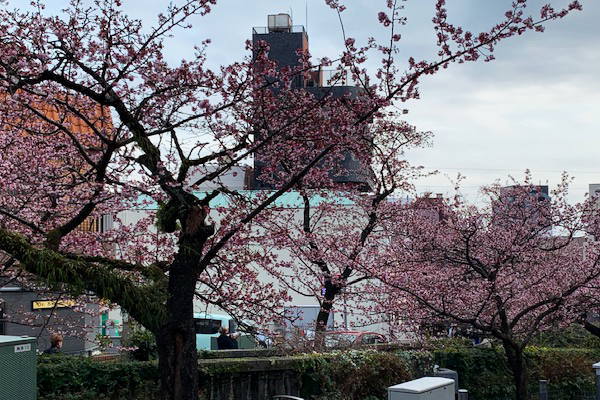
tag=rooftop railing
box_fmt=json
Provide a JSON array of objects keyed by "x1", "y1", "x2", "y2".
[{"x1": 252, "y1": 25, "x2": 307, "y2": 35}]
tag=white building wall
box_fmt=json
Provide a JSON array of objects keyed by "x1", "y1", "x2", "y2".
[
  {"x1": 187, "y1": 164, "x2": 248, "y2": 191},
  {"x1": 115, "y1": 196, "x2": 392, "y2": 335}
]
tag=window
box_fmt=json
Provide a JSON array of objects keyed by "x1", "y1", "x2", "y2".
[
  {"x1": 77, "y1": 215, "x2": 113, "y2": 233},
  {"x1": 228, "y1": 319, "x2": 237, "y2": 334},
  {"x1": 325, "y1": 333, "x2": 357, "y2": 348},
  {"x1": 374, "y1": 335, "x2": 386, "y2": 344}
]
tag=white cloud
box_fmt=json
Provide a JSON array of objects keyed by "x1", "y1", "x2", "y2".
[{"x1": 19, "y1": 0, "x2": 600, "y2": 202}]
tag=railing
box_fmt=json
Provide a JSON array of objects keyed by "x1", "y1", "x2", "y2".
[{"x1": 252, "y1": 25, "x2": 306, "y2": 35}]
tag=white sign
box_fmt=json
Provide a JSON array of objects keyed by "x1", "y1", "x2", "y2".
[{"x1": 14, "y1": 344, "x2": 31, "y2": 353}]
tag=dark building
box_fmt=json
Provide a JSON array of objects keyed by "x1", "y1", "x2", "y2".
[
  {"x1": 0, "y1": 284, "x2": 101, "y2": 354},
  {"x1": 499, "y1": 185, "x2": 550, "y2": 202},
  {"x1": 252, "y1": 14, "x2": 308, "y2": 89},
  {"x1": 583, "y1": 183, "x2": 600, "y2": 237},
  {"x1": 496, "y1": 185, "x2": 550, "y2": 213},
  {"x1": 492, "y1": 185, "x2": 551, "y2": 228},
  {"x1": 412, "y1": 193, "x2": 447, "y2": 222},
  {"x1": 0, "y1": 216, "x2": 115, "y2": 355},
  {"x1": 251, "y1": 14, "x2": 372, "y2": 191}
]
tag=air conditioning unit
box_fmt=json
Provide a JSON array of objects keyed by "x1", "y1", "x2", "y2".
[
  {"x1": 388, "y1": 377, "x2": 455, "y2": 400},
  {"x1": 0, "y1": 335, "x2": 37, "y2": 400},
  {"x1": 268, "y1": 13, "x2": 292, "y2": 32}
]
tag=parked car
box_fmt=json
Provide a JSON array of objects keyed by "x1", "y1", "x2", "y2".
[{"x1": 324, "y1": 331, "x2": 387, "y2": 348}]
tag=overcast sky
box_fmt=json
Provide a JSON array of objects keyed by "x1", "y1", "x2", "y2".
[{"x1": 34, "y1": 0, "x2": 600, "y2": 203}]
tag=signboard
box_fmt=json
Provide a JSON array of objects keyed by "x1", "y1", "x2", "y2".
[
  {"x1": 14, "y1": 344, "x2": 31, "y2": 353},
  {"x1": 193, "y1": 318, "x2": 222, "y2": 334},
  {"x1": 31, "y1": 299, "x2": 76, "y2": 311}
]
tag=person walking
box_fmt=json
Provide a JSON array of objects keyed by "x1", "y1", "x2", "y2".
[{"x1": 43, "y1": 333, "x2": 63, "y2": 354}]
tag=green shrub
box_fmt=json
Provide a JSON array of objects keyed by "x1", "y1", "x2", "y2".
[
  {"x1": 38, "y1": 356, "x2": 159, "y2": 400},
  {"x1": 432, "y1": 346, "x2": 600, "y2": 400},
  {"x1": 526, "y1": 347, "x2": 600, "y2": 400},
  {"x1": 37, "y1": 345, "x2": 600, "y2": 400},
  {"x1": 530, "y1": 326, "x2": 600, "y2": 349},
  {"x1": 433, "y1": 346, "x2": 513, "y2": 400},
  {"x1": 122, "y1": 321, "x2": 158, "y2": 361},
  {"x1": 301, "y1": 350, "x2": 412, "y2": 400},
  {"x1": 396, "y1": 350, "x2": 435, "y2": 378}
]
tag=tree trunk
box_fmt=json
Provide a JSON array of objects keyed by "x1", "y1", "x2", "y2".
[
  {"x1": 156, "y1": 207, "x2": 213, "y2": 400},
  {"x1": 157, "y1": 255, "x2": 199, "y2": 400},
  {"x1": 314, "y1": 282, "x2": 337, "y2": 348},
  {"x1": 315, "y1": 298, "x2": 334, "y2": 332},
  {"x1": 502, "y1": 340, "x2": 528, "y2": 400},
  {"x1": 583, "y1": 316, "x2": 600, "y2": 338}
]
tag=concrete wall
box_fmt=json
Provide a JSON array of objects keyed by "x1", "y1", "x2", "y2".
[{"x1": 199, "y1": 357, "x2": 304, "y2": 400}]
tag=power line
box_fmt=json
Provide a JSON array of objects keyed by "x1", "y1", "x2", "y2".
[{"x1": 423, "y1": 166, "x2": 600, "y2": 174}]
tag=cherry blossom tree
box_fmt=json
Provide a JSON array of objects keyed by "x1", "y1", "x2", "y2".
[
  {"x1": 371, "y1": 177, "x2": 600, "y2": 400},
  {"x1": 252, "y1": 134, "x2": 423, "y2": 344},
  {"x1": 0, "y1": 0, "x2": 583, "y2": 399},
  {"x1": 251, "y1": 0, "x2": 585, "y2": 346}
]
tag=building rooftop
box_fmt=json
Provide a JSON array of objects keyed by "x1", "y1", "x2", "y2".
[{"x1": 131, "y1": 190, "x2": 409, "y2": 210}]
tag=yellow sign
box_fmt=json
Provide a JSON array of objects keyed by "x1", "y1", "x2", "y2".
[{"x1": 31, "y1": 300, "x2": 76, "y2": 310}]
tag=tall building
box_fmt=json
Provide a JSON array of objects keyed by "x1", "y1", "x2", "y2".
[
  {"x1": 590, "y1": 184, "x2": 600, "y2": 203},
  {"x1": 251, "y1": 14, "x2": 371, "y2": 190},
  {"x1": 498, "y1": 185, "x2": 550, "y2": 202},
  {"x1": 412, "y1": 193, "x2": 446, "y2": 222},
  {"x1": 585, "y1": 184, "x2": 600, "y2": 237},
  {"x1": 492, "y1": 185, "x2": 551, "y2": 229}
]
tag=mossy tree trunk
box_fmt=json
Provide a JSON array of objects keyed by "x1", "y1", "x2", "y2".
[
  {"x1": 502, "y1": 339, "x2": 528, "y2": 400},
  {"x1": 156, "y1": 206, "x2": 214, "y2": 400},
  {"x1": 157, "y1": 254, "x2": 199, "y2": 400}
]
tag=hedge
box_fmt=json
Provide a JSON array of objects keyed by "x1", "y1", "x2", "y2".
[
  {"x1": 296, "y1": 350, "x2": 414, "y2": 400},
  {"x1": 37, "y1": 355, "x2": 159, "y2": 400},
  {"x1": 38, "y1": 351, "x2": 416, "y2": 400},
  {"x1": 433, "y1": 346, "x2": 600, "y2": 400},
  {"x1": 36, "y1": 346, "x2": 600, "y2": 400}
]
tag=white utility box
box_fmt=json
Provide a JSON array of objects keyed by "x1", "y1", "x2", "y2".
[{"x1": 388, "y1": 377, "x2": 455, "y2": 400}]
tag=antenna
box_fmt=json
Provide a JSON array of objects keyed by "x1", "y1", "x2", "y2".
[
  {"x1": 290, "y1": 6, "x2": 293, "y2": 24},
  {"x1": 306, "y1": 0, "x2": 308, "y2": 31}
]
